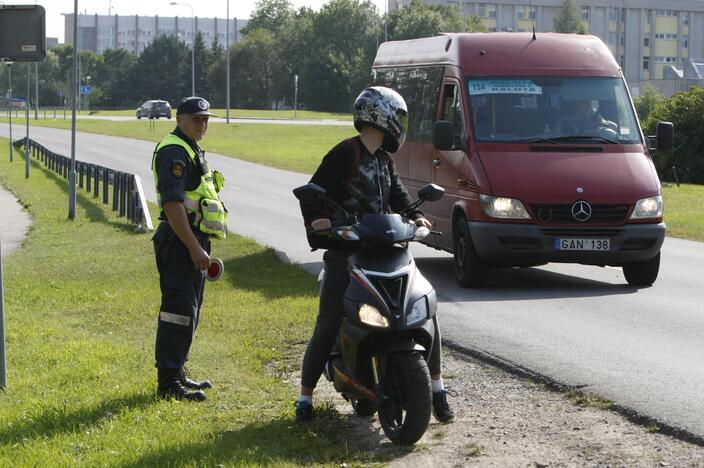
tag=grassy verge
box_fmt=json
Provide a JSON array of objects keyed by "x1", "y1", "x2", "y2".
[
  {"x1": 20, "y1": 108, "x2": 352, "y2": 121},
  {"x1": 662, "y1": 183, "x2": 704, "y2": 242},
  {"x1": 0, "y1": 140, "x2": 380, "y2": 466},
  {"x1": 0, "y1": 118, "x2": 355, "y2": 174}
]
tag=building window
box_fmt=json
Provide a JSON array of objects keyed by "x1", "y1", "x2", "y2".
[
  {"x1": 682, "y1": 13, "x2": 689, "y2": 25},
  {"x1": 581, "y1": 7, "x2": 590, "y2": 21},
  {"x1": 656, "y1": 10, "x2": 677, "y2": 17},
  {"x1": 517, "y1": 6, "x2": 524, "y2": 19},
  {"x1": 528, "y1": 7, "x2": 536, "y2": 20},
  {"x1": 488, "y1": 7, "x2": 497, "y2": 18},
  {"x1": 621, "y1": 8, "x2": 626, "y2": 22},
  {"x1": 643, "y1": 37, "x2": 649, "y2": 47},
  {"x1": 478, "y1": 5, "x2": 486, "y2": 18},
  {"x1": 609, "y1": 7, "x2": 616, "y2": 21},
  {"x1": 683, "y1": 39, "x2": 688, "y2": 49},
  {"x1": 643, "y1": 56, "x2": 649, "y2": 70},
  {"x1": 655, "y1": 33, "x2": 677, "y2": 40},
  {"x1": 646, "y1": 10, "x2": 651, "y2": 24}
]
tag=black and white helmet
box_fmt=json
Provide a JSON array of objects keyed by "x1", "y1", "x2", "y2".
[{"x1": 353, "y1": 86, "x2": 408, "y2": 153}]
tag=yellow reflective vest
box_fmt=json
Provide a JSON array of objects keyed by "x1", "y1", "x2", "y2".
[{"x1": 152, "y1": 133, "x2": 227, "y2": 239}]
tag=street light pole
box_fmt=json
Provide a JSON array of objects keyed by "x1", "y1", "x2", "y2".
[
  {"x1": 170, "y1": 2, "x2": 195, "y2": 96},
  {"x1": 226, "y1": 0, "x2": 230, "y2": 124},
  {"x1": 69, "y1": 0, "x2": 78, "y2": 220},
  {"x1": 6, "y1": 63, "x2": 12, "y2": 162},
  {"x1": 25, "y1": 63, "x2": 30, "y2": 178}
]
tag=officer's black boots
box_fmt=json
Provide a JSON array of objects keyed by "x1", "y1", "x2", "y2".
[
  {"x1": 157, "y1": 368, "x2": 207, "y2": 402},
  {"x1": 179, "y1": 368, "x2": 213, "y2": 390}
]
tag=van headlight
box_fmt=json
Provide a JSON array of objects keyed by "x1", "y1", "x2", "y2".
[
  {"x1": 359, "y1": 304, "x2": 389, "y2": 328},
  {"x1": 630, "y1": 195, "x2": 663, "y2": 219},
  {"x1": 480, "y1": 195, "x2": 530, "y2": 219},
  {"x1": 406, "y1": 297, "x2": 428, "y2": 326}
]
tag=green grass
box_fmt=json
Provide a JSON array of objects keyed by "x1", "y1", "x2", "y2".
[
  {"x1": 0, "y1": 141, "x2": 383, "y2": 466},
  {"x1": 0, "y1": 118, "x2": 355, "y2": 174},
  {"x1": 662, "y1": 183, "x2": 704, "y2": 242},
  {"x1": 20, "y1": 108, "x2": 352, "y2": 121}
]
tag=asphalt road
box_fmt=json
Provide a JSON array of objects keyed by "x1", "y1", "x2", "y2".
[{"x1": 2, "y1": 122, "x2": 703, "y2": 440}]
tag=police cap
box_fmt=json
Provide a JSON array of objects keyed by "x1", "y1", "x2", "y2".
[{"x1": 177, "y1": 96, "x2": 217, "y2": 117}]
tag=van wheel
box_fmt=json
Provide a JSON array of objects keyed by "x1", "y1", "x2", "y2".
[
  {"x1": 453, "y1": 218, "x2": 489, "y2": 288},
  {"x1": 623, "y1": 252, "x2": 660, "y2": 287}
]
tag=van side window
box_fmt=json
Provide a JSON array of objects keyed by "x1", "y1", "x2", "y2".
[
  {"x1": 373, "y1": 67, "x2": 443, "y2": 143},
  {"x1": 441, "y1": 83, "x2": 464, "y2": 135}
]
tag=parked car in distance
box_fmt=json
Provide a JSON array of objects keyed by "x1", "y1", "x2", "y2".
[{"x1": 136, "y1": 100, "x2": 172, "y2": 119}]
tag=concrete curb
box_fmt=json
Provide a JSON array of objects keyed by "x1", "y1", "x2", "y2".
[{"x1": 0, "y1": 184, "x2": 31, "y2": 257}]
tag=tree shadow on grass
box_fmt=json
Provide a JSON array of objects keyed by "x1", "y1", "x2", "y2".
[
  {"x1": 222, "y1": 250, "x2": 317, "y2": 300},
  {"x1": 0, "y1": 391, "x2": 157, "y2": 446},
  {"x1": 35, "y1": 158, "x2": 142, "y2": 235},
  {"x1": 119, "y1": 410, "x2": 408, "y2": 467}
]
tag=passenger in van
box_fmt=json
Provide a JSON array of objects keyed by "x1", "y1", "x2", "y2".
[{"x1": 294, "y1": 86, "x2": 455, "y2": 424}]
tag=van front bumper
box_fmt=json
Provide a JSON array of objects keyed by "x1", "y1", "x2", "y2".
[{"x1": 468, "y1": 221, "x2": 666, "y2": 266}]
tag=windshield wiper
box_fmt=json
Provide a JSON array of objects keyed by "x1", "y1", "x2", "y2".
[
  {"x1": 515, "y1": 137, "x2": 559, "y2": 144},
  {"x1": 545, "y1": 135, "x2": 620, "y2": 145}
]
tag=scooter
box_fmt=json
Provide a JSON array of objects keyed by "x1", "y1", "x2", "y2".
[{"x1": 293, "y1": 182, "x2": 445, "y2": 445}]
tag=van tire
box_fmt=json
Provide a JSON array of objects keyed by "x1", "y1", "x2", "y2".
[
  {"x1": 623, "y1": 252, "x2": 660, "y2": 287},
  {"x1": 453, "y1": 218, "x2": 489, "y2": 288}
]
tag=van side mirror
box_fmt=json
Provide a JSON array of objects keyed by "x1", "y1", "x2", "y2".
[
  {"x1": 648, "y1": 121, "x2": 674, "y2": 151},
  {"x1": 433, "y1": 121, "x2": 466, "y2": 152}
]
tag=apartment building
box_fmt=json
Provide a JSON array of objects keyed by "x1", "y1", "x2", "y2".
[
  {"x1": 63, "y1": 14, "x2": 248, "y2": 56},
  {"x1": 390, "y1": 0, "x2": 704, "y2": 95}
]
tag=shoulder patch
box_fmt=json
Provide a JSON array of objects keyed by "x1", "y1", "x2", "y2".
[{"x1": 171, "y1": 159, "x2": 186, "y2": 178}]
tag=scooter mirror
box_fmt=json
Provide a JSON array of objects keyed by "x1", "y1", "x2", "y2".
[
  {"x1": 418, "y1": 183, "x2": 445, "y2": 202},
  {"x1": 293, "y1": 183, "x2": 327, "y2": 200}
]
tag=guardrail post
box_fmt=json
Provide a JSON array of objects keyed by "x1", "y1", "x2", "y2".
[
  {"x1": 112, "y1": 172, "x2": 119, "y2": 211},
  {"x1": 86, "y1": 165, "x2": 92, "y2": 193},
  {"x1": 103, "y1": 169, "x2": 109, "y2": 204},
  {"x1": 93, "y1": 166, "x2": 100, "y2": 198}
]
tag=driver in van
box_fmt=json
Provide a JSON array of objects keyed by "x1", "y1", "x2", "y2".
[
  {"x1": 294, "y1": 86, "x2": 455, "y2": 424},
  {"x1": 565, "y1": 99, "x2": 618, "y2": 135}
]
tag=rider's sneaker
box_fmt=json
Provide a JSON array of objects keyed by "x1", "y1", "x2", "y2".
[
  {"x1": 432, "y1": 390, "x2": 455, "y2": 423},
  {"x1": 295, "y1": 400, "x2": 314, "y2": 423}
]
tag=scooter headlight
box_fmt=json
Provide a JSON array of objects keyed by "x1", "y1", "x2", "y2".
[
  {"x1": 406, "y1": 297, "x2": 428, "y2": 327},
  {"x1": 359, "y1": 304, "x2": 389, "y2": 328}
]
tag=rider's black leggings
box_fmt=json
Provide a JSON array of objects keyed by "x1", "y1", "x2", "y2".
[{"x1": 301, "y1": 250, "x2": 443, "y2": 389}]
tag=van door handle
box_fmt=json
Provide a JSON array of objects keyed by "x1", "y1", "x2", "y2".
[{"x1": 432, "y1": 158, "x2": 441, "y2": 167}]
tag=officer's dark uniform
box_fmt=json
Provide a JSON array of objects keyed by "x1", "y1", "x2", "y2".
[{"x1": 151, "y1": 97, "x2": 222, "y2": 401}]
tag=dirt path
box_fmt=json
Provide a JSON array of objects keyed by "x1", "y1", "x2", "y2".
[{"x1": 305, "y1": 349, "x2": 704, "y2": 466}]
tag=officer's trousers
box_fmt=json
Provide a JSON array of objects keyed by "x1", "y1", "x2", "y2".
[{"x1": 153, "y1": 222, "x2": 211, "y2": 370}]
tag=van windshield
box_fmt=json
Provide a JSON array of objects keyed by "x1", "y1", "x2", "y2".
[{"x1": 467, "y1": 77, "x2": 641, "y2": 144}]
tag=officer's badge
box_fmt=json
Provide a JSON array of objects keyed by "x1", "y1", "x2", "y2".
[{"x1": 171, "y1": 159, "x2": 186, "y2": 178}]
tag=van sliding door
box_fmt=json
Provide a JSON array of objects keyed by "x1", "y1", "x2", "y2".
[{"x1": 431, "y1": 80, "x2": 468, "y2": 250}]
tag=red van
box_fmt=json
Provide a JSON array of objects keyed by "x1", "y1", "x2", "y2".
[{"x1": 371, "y1": 33, "x2": 673, "y2": 287}]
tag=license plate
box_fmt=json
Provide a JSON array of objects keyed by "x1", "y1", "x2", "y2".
[{"x1": 554, "y1": 238, "x2": 610, "y2": 251}]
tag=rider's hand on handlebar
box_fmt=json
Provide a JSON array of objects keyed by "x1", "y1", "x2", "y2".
[
  {"x1": 414, "y1": 217, "x2": 432, "y2": 229},
  {"x1": 311, "y1": 218, "x2": 332, "y2": 232}
]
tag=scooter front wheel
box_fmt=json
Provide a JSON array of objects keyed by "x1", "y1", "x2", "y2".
[
  {"x1": 351, "y1": 398, "x2": 377, "y2": 417},
  {"x1": 378, "y1": 351, "x2": 431, "y2": 445}
]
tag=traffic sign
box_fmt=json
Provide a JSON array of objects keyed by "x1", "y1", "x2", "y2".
[{"x1": 79, "y1": 85, "x2": 92, "y2": 95}]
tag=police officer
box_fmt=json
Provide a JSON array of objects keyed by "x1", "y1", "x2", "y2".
[{"x1": 151, "y1": 96, "x2": 227, "y2": 401}]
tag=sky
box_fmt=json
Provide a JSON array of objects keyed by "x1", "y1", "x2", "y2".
[{"x1": 5, "y1": 0, "x2": 390, "y2": 43}]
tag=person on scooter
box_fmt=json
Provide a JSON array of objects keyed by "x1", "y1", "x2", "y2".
[{"x1": 295, "y1": 86, "x2": 455, "y2": 424}]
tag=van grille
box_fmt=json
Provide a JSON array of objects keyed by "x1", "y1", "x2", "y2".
[{"x1": 530, "y1": 204, "x2": 629, "y2": 224}]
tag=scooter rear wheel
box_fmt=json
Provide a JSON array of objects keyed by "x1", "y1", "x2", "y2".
[{"x1": 378, "y1": 351, "x2": 431, "y2": 445}]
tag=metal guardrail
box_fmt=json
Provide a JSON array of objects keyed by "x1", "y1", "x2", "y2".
[{"x1": 14, "y1": 137, "x2": 153, "y2": 231}]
